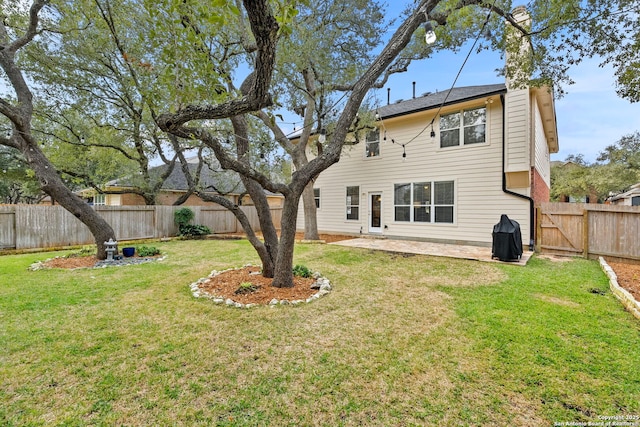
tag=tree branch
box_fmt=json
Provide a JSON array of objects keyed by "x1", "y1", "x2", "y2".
[{"x1": 157, "y1": 0, "x2": 278, "y2": 131}]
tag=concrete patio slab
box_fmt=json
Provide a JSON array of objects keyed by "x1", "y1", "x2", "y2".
[{"x1": 330, "y1": 237, "x2": 532, "y2": 266}]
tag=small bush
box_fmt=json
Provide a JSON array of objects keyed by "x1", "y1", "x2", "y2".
[
  {"x1": 292, "y1": 264, "x2": 312, "y2": 278},
  {"x1": 178, "y1": 224, "x2": 211, "y2": 237},
  {"x1": 234, "y1": 282, "x2": 259, "y2": 295},
  {"x1": 65, "y1": 245, "x2": 96, "y2": 258},
  {"x1": 136, "y1": 245, "x2": 160, "y2": 257},
  {"x1": 174, "y1": 208, "x2": 195, "y2": 227},
  {"x1": 174, "y1": 207, "x2": 211, "y2": 238}
]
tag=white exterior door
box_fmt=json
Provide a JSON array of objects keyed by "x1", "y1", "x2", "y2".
[{"x1": 369, "y1": 192, "x2": 382, "y2": 233}]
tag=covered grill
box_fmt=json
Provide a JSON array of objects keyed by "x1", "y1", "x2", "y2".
[{"x1": 491, "y1": 214, "x2": 523, "y2": 262}]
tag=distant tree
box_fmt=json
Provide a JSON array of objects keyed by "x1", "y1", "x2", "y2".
[
  {"x1": 550, "y1": 158, "x2": 593, "y2": 202},
  {"x1": 24, "y1": 0, "x2": 189, "y2": 205},
  {"x1": 595, "y1": 132, "x2": 640, "y2": 196},
  {"x1": 0, "y1": 146, "x2": 43, "y2": 204},
  {"x1": 551, "y1": 133, "x2": 640, "y2": 202},
  {"x1": 0, "y1": 0, "x2": 116, "y2": 259}
]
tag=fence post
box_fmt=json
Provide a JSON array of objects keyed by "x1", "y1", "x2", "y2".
[
  {"x1": 535, "y1": 207, "x2": 542, "y2": 252},
  {"x1": 582, "y1": 209, "x2": 589, "y2": 259}
]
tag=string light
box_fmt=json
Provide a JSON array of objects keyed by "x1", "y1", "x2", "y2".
[
  {"x1": 424, "y1": 13, "x2": 437, "y2": 45},
  {"x1": 374, "y1": 0, "x2": 496, "y2": 160},
  {"x1": 318, "y1": 128, "x2": 327, "y2": 143}
]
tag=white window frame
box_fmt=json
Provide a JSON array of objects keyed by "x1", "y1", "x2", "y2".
[
  {"x1": 346, "y1": 186, "x2": 360, "y2": 220},
  {"x1": 94, "y1": 193, "x2": 106, "y2": 206},
  {"x1": 439, "y1": 106, "x2": 487, "y2": 148},
  {"x1": 393, "y1": 180, "x2": 455, "y2": 224},
  {"x1": 365, "y1": 129, "x2": 380, "y2": 158},
  {"x1": 313, "y1": 188, "x2": 320, "y2": 209}
]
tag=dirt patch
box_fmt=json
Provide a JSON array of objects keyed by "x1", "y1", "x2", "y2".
[
  {"x1": 608, "y1": 261, "x2": 640, "y2": 300},
  {"x1": 533, "y1": 294, "x2": 580, "y2": 308},
  {"x1": 43, "y1": 255, "x2": 99, "y2": 269},
  {"x1": 196, "y1": 266, "x2": 318, "y2": 305}
]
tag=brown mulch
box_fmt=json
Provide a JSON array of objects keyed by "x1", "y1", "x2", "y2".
[
  {"x1": 608, "y1": 261, "x2": 640, "y2": 300},
  {"x1": 44, "y1": 255, "x2": 100, "y2": 269},
  {"x1": 196, "y1": 265, "x2": 317, "y2": 305}
]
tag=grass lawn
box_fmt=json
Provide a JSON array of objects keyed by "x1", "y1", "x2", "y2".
[{"x1": 1, "y1": 239, "x2": 639, "y2": 426}]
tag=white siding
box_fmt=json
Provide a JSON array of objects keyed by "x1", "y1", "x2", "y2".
[
  {"x1": 298, "y1": 99, "x2": 531, "y2": 246},
  {"x1": 504, "y1": 88, "x2": 530, "y2": 173},
  {"x1": 532, "y1": 100, "x2": 551, "y2": 188}
]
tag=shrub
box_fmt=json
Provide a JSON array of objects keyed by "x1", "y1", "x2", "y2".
[
  {"x1": 65, "y1": 245, "x2": 96, "y2": 258},
  {"x1": 234, "y1": 282, "x2": 259, "y2": 294},
  {"x1": 174, "y1": 208, "x2": 195, "y2": 228},
  {"x1": 174, "y1": 208, "x2": 211, "y2": 237},
  {"x1": 136, "y1": 245, "x2": 160, "y2": 257},
  {"x1": 178, "y1": 224, "x2": 211, "y2": 237},
  {"x1": 292, "y1": 264, "x2": 312, "y2": 278}
]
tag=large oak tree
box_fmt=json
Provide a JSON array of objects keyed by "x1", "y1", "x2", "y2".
[{"x1": 0, "y1": 0, "x2": 116, "y2": 259}]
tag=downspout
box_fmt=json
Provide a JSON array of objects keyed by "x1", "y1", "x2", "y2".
[{"x1": 501, "y1": 94, "x2": 535, "y2": 251}]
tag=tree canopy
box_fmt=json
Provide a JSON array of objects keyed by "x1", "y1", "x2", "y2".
[{"x1": 551, "y1": 133, "x2": 640, "y2": 202}]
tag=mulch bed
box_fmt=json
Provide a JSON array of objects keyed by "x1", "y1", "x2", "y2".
[
  {"x1": 608, "y1": 261, "x2": 640, "y2": 300},
  {"x1": 196, "y1": 266, "x2": 317, "y2": 305}
]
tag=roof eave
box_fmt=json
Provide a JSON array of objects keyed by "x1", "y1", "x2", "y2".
[{"x1": 379, "y1": 87, "x2": 508, "y2": 121}]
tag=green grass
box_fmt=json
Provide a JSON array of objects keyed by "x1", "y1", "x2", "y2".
[{"x1": 1, "y1": 240, "x2": 639, "y2": 426}]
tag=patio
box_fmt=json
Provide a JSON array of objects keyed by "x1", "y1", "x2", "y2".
[{"x1": 330, "y1": 237, "x2": 532, "y2": 266}]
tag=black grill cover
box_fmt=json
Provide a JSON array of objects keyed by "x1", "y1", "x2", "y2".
[{"x1": 492, "y1": 214, "x2": 523, "y2": 261}]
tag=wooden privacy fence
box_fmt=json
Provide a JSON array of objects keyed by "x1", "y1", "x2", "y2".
[
  {"x1": 0, "y1": 205, "x2": 283, "y2": 251},
  {"x1": 537, "y1": 203, "x2": 640, "y2": 262}
]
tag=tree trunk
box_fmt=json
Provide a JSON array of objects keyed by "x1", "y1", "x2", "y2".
[
  {"x1": 20, "y1": 138, "x2": 116, "y2": 259},
  {"x1": 270, "y1": 194, "x2": 301, "y2": 288},
  {"x1": 230, "y1": 115, "x2": 279, "y2": 277},
  {"x1": 301, "y1": 182, "x2": 320, "y2": 240}
]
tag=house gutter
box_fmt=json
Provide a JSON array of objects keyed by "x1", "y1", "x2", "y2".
[{"x1": 500, "y1": 94, "x2": 535, "y2": 251}]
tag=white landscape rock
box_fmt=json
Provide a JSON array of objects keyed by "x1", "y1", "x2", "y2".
[{"x1": 189, "y1": 265, "x2": 333, "y2": 309}]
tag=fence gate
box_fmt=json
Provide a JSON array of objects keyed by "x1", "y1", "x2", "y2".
[
  {"x1": 0, "y1": 207, "x2": 16, "y2": 249},
  {"x1": 537, "y1": 203, "x2": 640, "y2": 262},
  {"x1": 537, "y1": 204, "x2": 584, "y2": 256}
]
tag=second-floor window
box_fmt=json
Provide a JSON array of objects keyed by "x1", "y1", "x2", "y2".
[
  {"x1": 365, "y1": 130, "x2": 380, "y2": 158},
  {"x1": 440, "y1": 107, "x2": 486, "y2": 148}
]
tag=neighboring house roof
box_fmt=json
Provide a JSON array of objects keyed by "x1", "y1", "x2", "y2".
[
  {"x1": 610, "y1": 183, "x2": 640, "y2": 202},
  {"x1": 106, "y1": 160, "x2": 245, "y2": 195},
  {"x1": 377, "y1": 84, "x2": 507, "y2": 120}
]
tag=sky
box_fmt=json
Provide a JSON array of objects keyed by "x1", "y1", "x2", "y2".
[{"x1": 373, "y1": 2, "x2": 640, "y2": 164}]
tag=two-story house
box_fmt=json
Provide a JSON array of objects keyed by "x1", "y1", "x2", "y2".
[{"x1": 296, "y1": 8, "x2": 558, "y2": 248}]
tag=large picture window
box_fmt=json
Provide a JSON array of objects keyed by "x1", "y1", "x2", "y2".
[
  {"x1": 365, "y1": 130, "x2": 380, "y2": 158},
  {"x1": 440, "y1": 107, "x2": 486, "y2": 148},
  {"x1": 346, "y1": 186, "x2": 359, "y2": 220},
  {"x1": 394, "y1": 180, "x2": 454, "y2": 223}
]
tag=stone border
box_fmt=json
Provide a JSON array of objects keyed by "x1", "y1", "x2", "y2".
[
  {"x1": 599, "y1": 257, "x2": 640, "y2": 320},
  {"x1": 189, "y1": 264, "x2": 332, "y2": 309},
  {"x1": 28, "y1": 255, "x2": 166, "y2": 271}
]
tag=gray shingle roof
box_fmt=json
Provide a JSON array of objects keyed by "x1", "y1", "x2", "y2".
[
  {"x1": 108, "y1": 162, "x2": 245, "y2": 195},
  {"x1": 378, "y1": 84, "x2": 507, "y2": 119}
]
